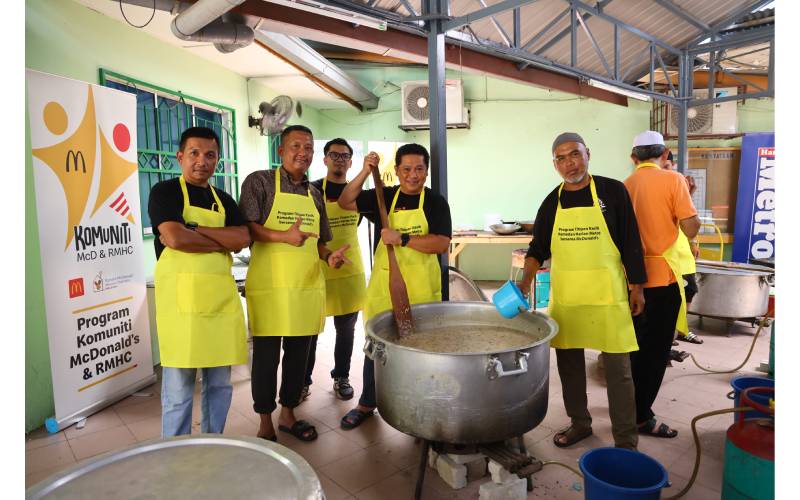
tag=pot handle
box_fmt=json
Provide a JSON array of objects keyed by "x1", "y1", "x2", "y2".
[
  {"x1": 363, "y1": 338, "x2": 387, "y2": 365},
  {"x1": 486, "y1": 351, "x2": 530, "y2": 380},
  {"x1": 363, "y1": 338, "x2": 375, "y2": 360}
]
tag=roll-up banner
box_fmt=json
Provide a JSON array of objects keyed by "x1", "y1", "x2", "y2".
[
  {"x1": 26, "y1": 69, "x2": 155, "y2": 432},
  {"x1": 732, "y1": 133, "x2": 775, "y2": 263}
]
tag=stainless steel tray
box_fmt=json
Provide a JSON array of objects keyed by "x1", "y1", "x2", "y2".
[{"x1": 27, "y1": 435, "x2": 324, "y2": 499}]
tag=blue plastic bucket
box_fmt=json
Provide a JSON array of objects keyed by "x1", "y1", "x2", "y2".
[
  {"x1": 492, "y1": 280, "x2": 529, "y2": 319},
  {"x1": 579, "y1": 448, "x2": 668, "y2": 500},
  {"x1": 730, "y1": 376, "x2": 774, "y2": 422}
]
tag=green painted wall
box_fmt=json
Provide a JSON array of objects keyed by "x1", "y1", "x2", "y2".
[
  {"x1": 316, "y1": 65, "x2": 653, "y2": 279},
  {"x1": 317, "y1": 67, "x2": 773, "y2": 280},
  {"x1": 25, "y1": 0, "x2": 321, "y2": 432}
]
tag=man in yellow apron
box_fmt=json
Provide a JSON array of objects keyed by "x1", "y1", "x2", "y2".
[
  {"x1": 239, "y1": 125, "x2": 350, "y2": 442},
  {"x1": 150, "y1": 127, "x2": 250, "y2": 437},
  {"x1": 303, "y1": 139, "x2": 367, "y2": 401},
  {"x1": 624, "y1": 131, "x2": 701, "y2": 439},
  {"x1": 519, "y1": 132, "x2": 646, "y2": 450},
  {"x1": 336, "y1": 143, "x2": 452, "y2": 429}
]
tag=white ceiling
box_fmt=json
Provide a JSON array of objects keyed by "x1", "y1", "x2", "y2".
[{"x1": 76, "y1": 0, "x2": 351, "y2": 109}]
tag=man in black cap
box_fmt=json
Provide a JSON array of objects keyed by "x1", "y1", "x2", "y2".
[{"x1": 518, "y1": 132, "x2": 647, "y2": 450}]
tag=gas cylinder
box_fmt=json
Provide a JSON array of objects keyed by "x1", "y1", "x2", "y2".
[{"x1": 722, "y1": 386, "x2": 774, "y2": 499}]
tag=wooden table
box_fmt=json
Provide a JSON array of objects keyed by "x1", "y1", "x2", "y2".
[{"x1": 449, "y1": 231, "x2": 533, "y2": 268}]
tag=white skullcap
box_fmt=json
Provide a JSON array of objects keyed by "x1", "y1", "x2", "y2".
[{"x1": 632, "y1": 130, "x2": 665, "y2": 147}]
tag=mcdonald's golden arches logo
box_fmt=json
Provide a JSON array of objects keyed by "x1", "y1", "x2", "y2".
[{"x1": 68, "y1": 278, "x2": 85, "y2": 298}]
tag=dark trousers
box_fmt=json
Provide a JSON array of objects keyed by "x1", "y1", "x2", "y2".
[
  {"x1": 556, "y1": 349, "x2": 638, "y2": 448},
  {"x1": 304, "y1": 312, "x2": 359, "y2": 385},
  {"x1": 251, "y1": 335, "x2": 314, "y2": 414},
  {"x1": 684, "y1": 274, "x2": 698, "y2": 304},
  {"x1": 630, "y1": 283, "x2": 682, "y2": 423},
  {"x1": 359, "y1": 356, "x2": 377, "y2": 408}
]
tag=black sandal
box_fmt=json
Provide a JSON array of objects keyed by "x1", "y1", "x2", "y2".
[
  {"x1": 638, "y1": 418, "x2": 678, "y2": 438},
  {"x1": 669, "y1": 349, "x2": 690, "y2": 362},
  {"x1": 340, "y1": 408, "x2": 375, "y2": 430},
  {"x1": 278, "y1": 420, "x2": 318, "y2": 442}
]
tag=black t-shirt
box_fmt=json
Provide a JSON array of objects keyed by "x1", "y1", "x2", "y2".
[
  {"x1": 356, "y1": 186, "x2": 452, "y2": 253},
  {"x1": 526, "y1": 175, "x2": 647, "y2": 285},
  {"x1": 311, "y1": 178, "x2": 364, "y2": 227},
  {"x1": 310, "y1": 178, "x2": 345, "y2": 201},
  {"x1": 148, "y1": 177, "x2": 246, "y2": 260}
]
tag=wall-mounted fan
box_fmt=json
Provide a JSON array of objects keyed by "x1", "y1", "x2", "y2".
[{"x1": 248, "y1": 95, "x2": 294, "y2": 136}]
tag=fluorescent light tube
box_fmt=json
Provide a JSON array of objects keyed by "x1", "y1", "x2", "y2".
[
  {"x1": 588, "y1": 79, "x2": 651, "y2": 102},
  {"x1": 265, "y1": 0, "x2": 387, "y2": 30}
]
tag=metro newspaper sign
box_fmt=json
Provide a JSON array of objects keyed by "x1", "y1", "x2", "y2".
[{"x1": 733, "y1": 133, "x2": 775, "y2": 263}]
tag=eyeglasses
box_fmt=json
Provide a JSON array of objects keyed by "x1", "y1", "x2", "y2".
[{"x1": 327, "y1": 152, "x2": 352, "y2": 161}]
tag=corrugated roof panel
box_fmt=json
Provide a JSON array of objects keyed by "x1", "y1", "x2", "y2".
[
  {"x1": 519, "y1": 0, "x2": 574, "y2": 53},
  {"x1": 352, "y1": 0, "x2": 769, "y2": 83}
]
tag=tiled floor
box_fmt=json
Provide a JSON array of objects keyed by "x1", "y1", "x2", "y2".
[{"x1": 25, "y1": 281, "x2": 772, "y2": 499}]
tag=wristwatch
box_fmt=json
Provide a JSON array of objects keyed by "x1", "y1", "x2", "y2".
[
  {"x1": 400, "y1": 233, "x2": 411, "y2": 247},
  {"x1": 185, "y1": 221, "x2": 199, "y2": 231}
]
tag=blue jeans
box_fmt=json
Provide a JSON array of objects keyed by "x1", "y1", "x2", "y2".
[{"x1": 161, "y1": 366, "x2": 233, "y2": 437}]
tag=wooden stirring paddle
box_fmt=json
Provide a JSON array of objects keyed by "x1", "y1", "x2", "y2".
[{"x1": 370, "y1": 165, "x2": 414, "y2": 338}]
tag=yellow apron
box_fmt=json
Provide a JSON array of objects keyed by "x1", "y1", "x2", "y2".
[
  {"x1": 154, "y1": 176, "x2": 248, "y2": 368},
  {"x1": 636, "y1": 162, "x2": 691, "y2": 334},
  {"x1": 675, "y1": 230, "x2": 697, "y2": 275},
  {"x1": 321, "y1": 178, "x2": 366, "y2": 316},
  {"x1": 548, "y1": 177, "x2": 638, "y2": 353},
  {"x1": 363, "y1": 188, "x2": 441, "y2": 321},
  {"x1": 245, "y1": 170, "x2": 325, "y2": 336}
]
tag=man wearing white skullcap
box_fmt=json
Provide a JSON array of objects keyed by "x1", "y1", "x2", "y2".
[{"x1": 624, "y1": 131, "x2": 701, "y2": 439}]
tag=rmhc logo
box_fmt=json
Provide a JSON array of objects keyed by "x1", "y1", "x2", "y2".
[{"x1": 68, "y1": 278, "x2": 84, "y2": 298}]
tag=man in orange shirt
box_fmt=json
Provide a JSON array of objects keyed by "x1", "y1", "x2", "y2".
[{"x1": 624, "y1": 131, "x2": 700, "y2": 438}]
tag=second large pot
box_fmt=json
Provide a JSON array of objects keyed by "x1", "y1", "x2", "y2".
[
  {"x1": 688, "y1": 262, "x2": 774, "y2": 319},
  {"x1": 365, "y1": 301, "x2": 558, "y2": 444}
]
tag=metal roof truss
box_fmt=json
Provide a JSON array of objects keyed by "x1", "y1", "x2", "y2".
[{"x1": 307, "y1": 0, "x2": 774, "y2": 172}]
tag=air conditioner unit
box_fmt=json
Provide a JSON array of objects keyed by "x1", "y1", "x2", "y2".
[
  {"x1": 400, "y1": 80, "x2": 470, "y2": 130},
  {"x1": 666, "y1": 87, "x2": 738, "y2": 136}
]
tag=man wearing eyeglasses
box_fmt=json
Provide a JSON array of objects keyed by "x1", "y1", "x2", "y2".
[
  {"x1": 518, "y1": 132, "x2": 646, "y2": 450},
  {"x1": 301, "y1": 139, "x2": 367, "y2": 402}
]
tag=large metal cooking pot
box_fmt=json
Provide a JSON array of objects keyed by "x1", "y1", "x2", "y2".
[
  {"x1": 365, "y1": 301, "x2": 558, "y2": 444},
  {"x1": 688, "y1": 261, "x2": 774, "y2": 319}
]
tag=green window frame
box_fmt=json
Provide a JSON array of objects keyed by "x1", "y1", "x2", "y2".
[
  {"x1": 269, "y1": 135, "x2": 281, "y2": 169},
  {"x1": 98, "y1": 68, "x2": 239, "y2": 235}
]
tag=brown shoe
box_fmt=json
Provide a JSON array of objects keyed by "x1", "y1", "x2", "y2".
[{"x1": 553, "y1": 425, "x2": 593, "y2": 448}]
